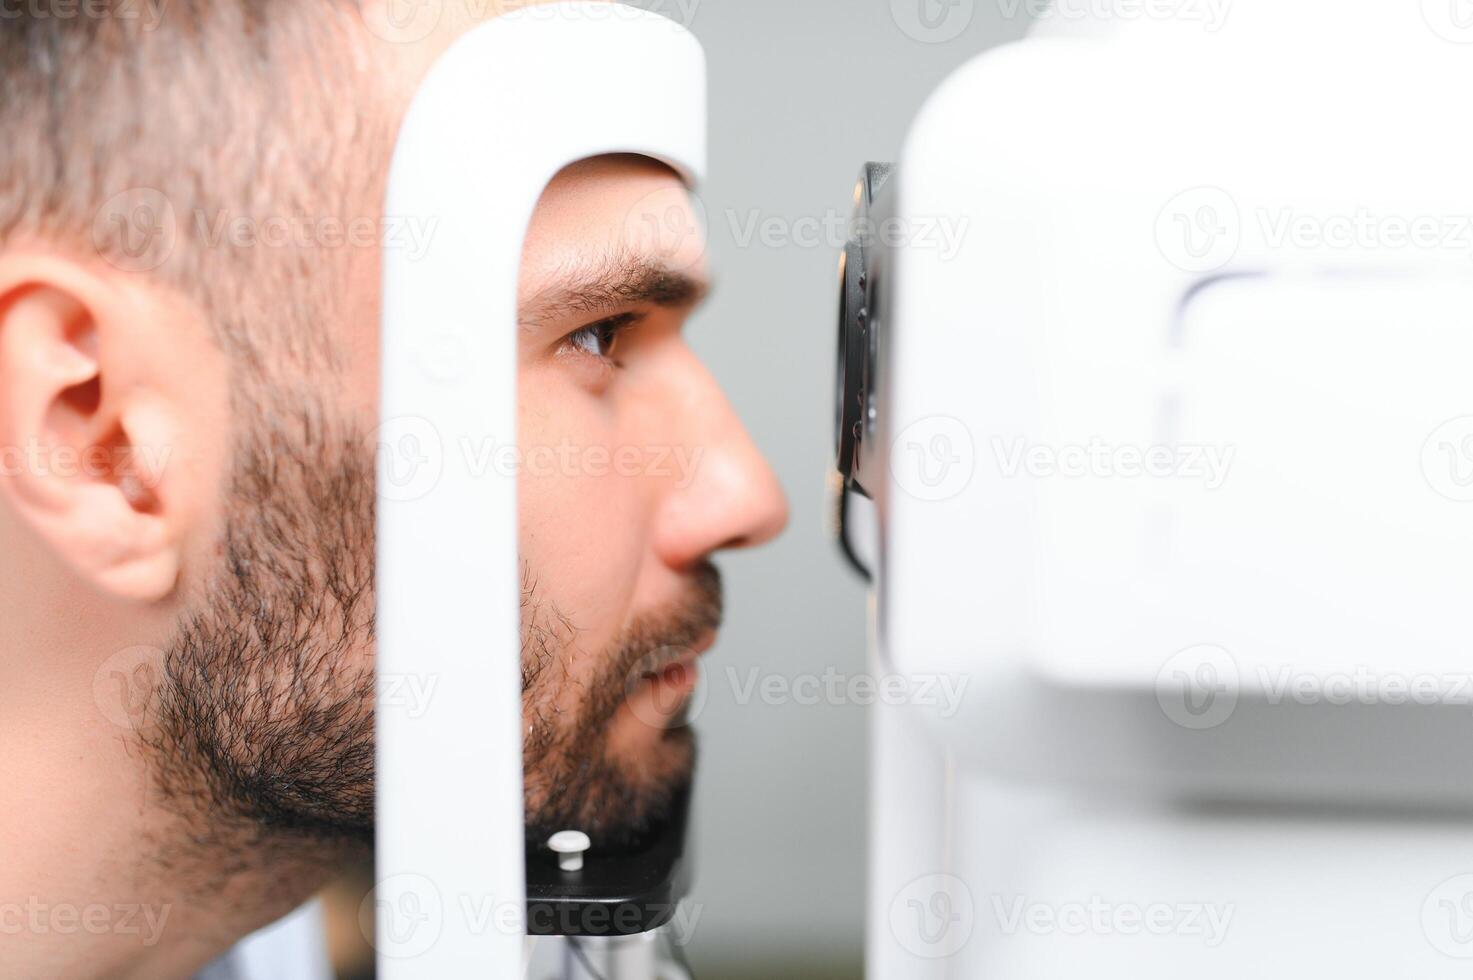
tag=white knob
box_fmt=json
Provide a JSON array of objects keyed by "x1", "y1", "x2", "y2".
[{"x1": 547, "y1": 830, "x2": 590, "y2": 871}]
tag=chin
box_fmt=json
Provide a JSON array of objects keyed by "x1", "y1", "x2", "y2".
[{"x1": 524, "y1": 726, "x2": 697, "y2": 850}]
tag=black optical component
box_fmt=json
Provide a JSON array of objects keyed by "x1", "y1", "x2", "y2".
[
  {"x1": 835, "y1": 161, "x2": 893, "y2": 498},
  {"x1": 832, "y1": 162, "x2": 895, "y2": 581}
]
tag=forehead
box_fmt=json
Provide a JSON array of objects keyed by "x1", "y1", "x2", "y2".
[{"x1": 518, "y1": 155, "x2": 708, "y2": 303}]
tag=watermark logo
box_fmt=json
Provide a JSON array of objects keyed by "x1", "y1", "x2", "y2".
[
  {"x1": 373, "y1": 416, "x2": 445, "y2": 503},
  {"x1": 193, "y1": 209, "x2": 439, "y2": 261},
  {"x1": 93, "y1": 187, "x2": 177, "y2": 273},
  {"x1": 723, "y1": 667, "x2": 971, "y2": 717},
  {"x1": 379, "y1": 673, "x2": 441, "y2": 721},
  {"x1": 92, "y1": 645, "x2": 163, "y2": 731},
  {"x1": 620, "y1": 185, "x2": 709, "y2": 273},
  {"x1": 0, "y1": 0, "x2": 169, "y2": 31},
  {"x1": 891, "y1": 0, "x2": 975, "y2": 43},
  {"x1": 724, "y1": 208, "x2": 969, "y2": 260},
  {"x1": 991, "y1": 895, "x2": 1234, "y2": 945},
  {"x1": 992, "y1": 437, "x2": 1235, "y2": 489},
  {"x1": 1259, "y1": 666, "x2": 1473, "y2": 707},
  {"x1": 999, "y1": 0, "x2": 1232, "y2": 31},
  {"x1": 889, "y1": 874, "x2": 975, "y2": 958},
  {"x1": 515, "y1": 0, "x2": 703, "y2": 29},
  {"x1": 0, "y1": 438, "x2": 172, "y2": 486},
  {"x1": 1422, "y1": 416, "x2": 1473, "y2": 502},
  {"x1": 1422, "y1": 0, "x2": 1473, "y2": 42},
  {"x1": 891, "y1": 415, "x2": 976, "y2": 502},
  {"x1": 1423, "y1": 874, "x2": 1473, "y2": 958},
  {"x1": 1155, "y1": 643, "x2": 1239, "y2": 730},
  {"x1": 361, "y1": 0, "x2": 443, "y2": 43},
  {"x1": 362, "y1": 873, "x2": 444, "y2": 959},
  {"x1": 469, "y1": 440, "x2": 705, "y2": 488},
  {"x1": 0, "y1": 899, "x2": 171, "y2": 945},
  {"x1": 1156, "y1": 186, "x2": 1241, "y2": 274},
  {"x1": 1258, "y1": 208, "x2": 1473, "y2": 254},
  {"x1": 622, "y1": 645, "x2": 711, "y2": 731},
  {"x1": 372, "y1": 419, "x2": 707, "y2": 503},
  {"x1": 1160, "y1": 190, "x2": 1473, "y2": 270}
]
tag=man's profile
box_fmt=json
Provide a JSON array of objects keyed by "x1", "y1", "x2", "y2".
[{"x1": 0, "y1": 3, "x2": 787, "y2": 977}]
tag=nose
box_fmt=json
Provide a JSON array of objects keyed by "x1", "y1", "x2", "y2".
[{"x1": 652, "y1": 356, "x2": 789, "y2": 569}]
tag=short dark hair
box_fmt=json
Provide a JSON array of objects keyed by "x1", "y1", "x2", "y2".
[{"x1": 0, "y1": 1, "x2": 394, "y2": 377}]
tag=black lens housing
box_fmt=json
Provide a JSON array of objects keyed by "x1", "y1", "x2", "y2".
[{"x1": 834, "y1": 162, "x2": 893, "y2": 498}]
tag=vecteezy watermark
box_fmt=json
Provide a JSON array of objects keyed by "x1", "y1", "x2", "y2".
[
  {"x1": 1155, "y1": 644, "x2": 1240, "y2": 730},
  {"x1": 890, "y1": 0, "x2": 974, "y2": 42},
  {"x1": 997, "y1": 0, "x2": 1232, "y2": 31},
  {"x1": 1157, "y1": 186, "x2": 1473, "y2": 273},
  {"x1": 619, "y1": 184, "x2": 709, "y2": 273},
  {"x1": 193, "y1": 210, "x2": 440, "y2": 262},
  {"x1": 465, "y1": 440, "x2": 706, "y2": 487},
  {"x1": 360, "y1": 0, "x2": 703, "y2": 44},
  {"x1": 359, "y1": 0, "x2": 443, "y2": 44},
  {"x1": 513, "y1": 0, "x2": 702, "y2": 29},
  {"x1": 1159, "y1": 648, "x2": 1473, "y2": 729},
  {"x1": 363, "y1": 874, "x2": 444, "y2": 959},
  {"x1": 1421, "y1": 0, "x2": 1473, "y2": 43},
  {"x1": 991, "y1": 895, "x2": 1235, "y2": 946},
  {"x1": 621, "y1": 644, "x2": 711, "y2": 732},
  {"x1": 723, "y1": 667, "x2": 971, "y2": 718},
  {"x1": 0, "y1": 899, "x2": 171, "y2": 946},
  {"x1": 724, "y1": 208, "x2": 970, "y2": 261},
  {"x1": 1259, "y1": 667, "x2": 1473, "y2": 707},
  {"x1": 93, "y1": 189, "x2": 441, "y2": 270},
  {"x1": 1424, "y1": 874, "x2": 1473, "y2": 958},
  {"x1": 379, "y1": 673, "x2": 441, "y2": 721},
  {"x1": 93, "y1": 187, "x2": 178, "y2": 273},
  {"x1": 374, "y1": 416, "x2": 445, "y2": 504},
  {"x1": 1156, "y1": 186, "x2": 1242, "y2": 274},
  {"x1": 362, "y1": 874, "x2": 707, "y2": 957},
  {"x1": 92, "y1": 645, "x2": 163, "y2": 731},
  {"x1": 1421, "y1": 416, "x2": 1473, "y2": 502},
  {"x1": 992, "y1": 437, "x2": 1236, "y2": 489},
  {"x1": 0, "y1": 0, "x2": 169, "y2": 31},
  {"x1": 890, "y1": 874, "x2": 976, "y2": 958},
  {"x1": 523, "y1": 898, "x2": 704, "y2": 943},
  {"x1": 374, "y1": 417, "x2": 708, "y2": 504},
  {"x1": 1257, "y1": 207, "x2": 1473, "y2": 255},
  {"x1": 891, "y1": 415, "x2": 977, "y2": 503},
  {"x1": 0, "y1": 438, "x2": 172, "y2": 486}
]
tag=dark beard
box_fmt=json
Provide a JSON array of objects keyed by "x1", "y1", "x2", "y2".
[
  {"x1": 142, "y1": 384, "x2": 721, "y2": 862},
  {"x1": 522, "y1": 560, "x2": 722, "y2": 849},
  {"x1": 144, "y1": 392, "x2": 378, "y2": 853}
]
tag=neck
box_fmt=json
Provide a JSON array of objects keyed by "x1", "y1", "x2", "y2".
[{"x1": 0, "y1": 621, "x2": 341, "y2": 980}]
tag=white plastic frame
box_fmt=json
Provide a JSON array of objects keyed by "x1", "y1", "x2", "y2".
[
  {"x1": 867, "y1": 6, "x2": 1473, "y2": 978},
  {"x1": 376, "y1": 6, "x2": 706, "y2": 976}
]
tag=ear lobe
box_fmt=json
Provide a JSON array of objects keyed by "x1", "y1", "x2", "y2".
[{"x1": 0, "y1": 260, "x2": 197, "y2": 603}]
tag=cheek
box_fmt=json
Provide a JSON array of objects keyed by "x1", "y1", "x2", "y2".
[
  {"x1": 517, "y1": 376, "x2": 651, "y2": 633},
  {"x1": 341, "y1": 261, "x2": 385, "y2": 422}
]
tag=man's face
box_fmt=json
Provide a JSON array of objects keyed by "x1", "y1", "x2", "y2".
[
  {"x1": 149, "y1": 153, "x2": 787, "y2": 853},
  {"x1": 514, "y1": 156, "x2": 787, "y2": 843}
]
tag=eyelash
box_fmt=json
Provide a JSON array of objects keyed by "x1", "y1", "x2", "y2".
[{"x1": 565, "y1": 313, "x2": 638, "y2": 366}]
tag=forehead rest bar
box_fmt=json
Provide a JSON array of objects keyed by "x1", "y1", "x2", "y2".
[{"x1": 376, "y1": 5, "x2": 706, "y2": 974}]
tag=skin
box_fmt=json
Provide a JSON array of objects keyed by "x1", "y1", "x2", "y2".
[{"x1": 0, "y1": 3, "x2": 787, "y2": 978}]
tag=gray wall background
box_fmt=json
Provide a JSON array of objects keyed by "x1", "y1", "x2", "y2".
[{"x1": 619, "y1": 1, "x2": 1033, "y2": 974}]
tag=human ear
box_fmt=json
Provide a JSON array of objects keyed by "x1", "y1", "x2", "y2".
[{"x1": 0, "y1": 253, "x2": 224, "y2": 602}]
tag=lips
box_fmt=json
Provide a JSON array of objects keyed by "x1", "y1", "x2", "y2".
[{"x1": 640, "y1": 631, "x2": 714, "y2": 704}]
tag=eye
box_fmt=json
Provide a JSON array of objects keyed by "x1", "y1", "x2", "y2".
[{"x1": 564, "y1": 313, "x2": 638, "y2": 364}]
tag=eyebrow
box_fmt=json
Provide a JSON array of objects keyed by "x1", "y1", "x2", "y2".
[{"x1": 519, "y1": 248, "x2": 710, "y2": 329}]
